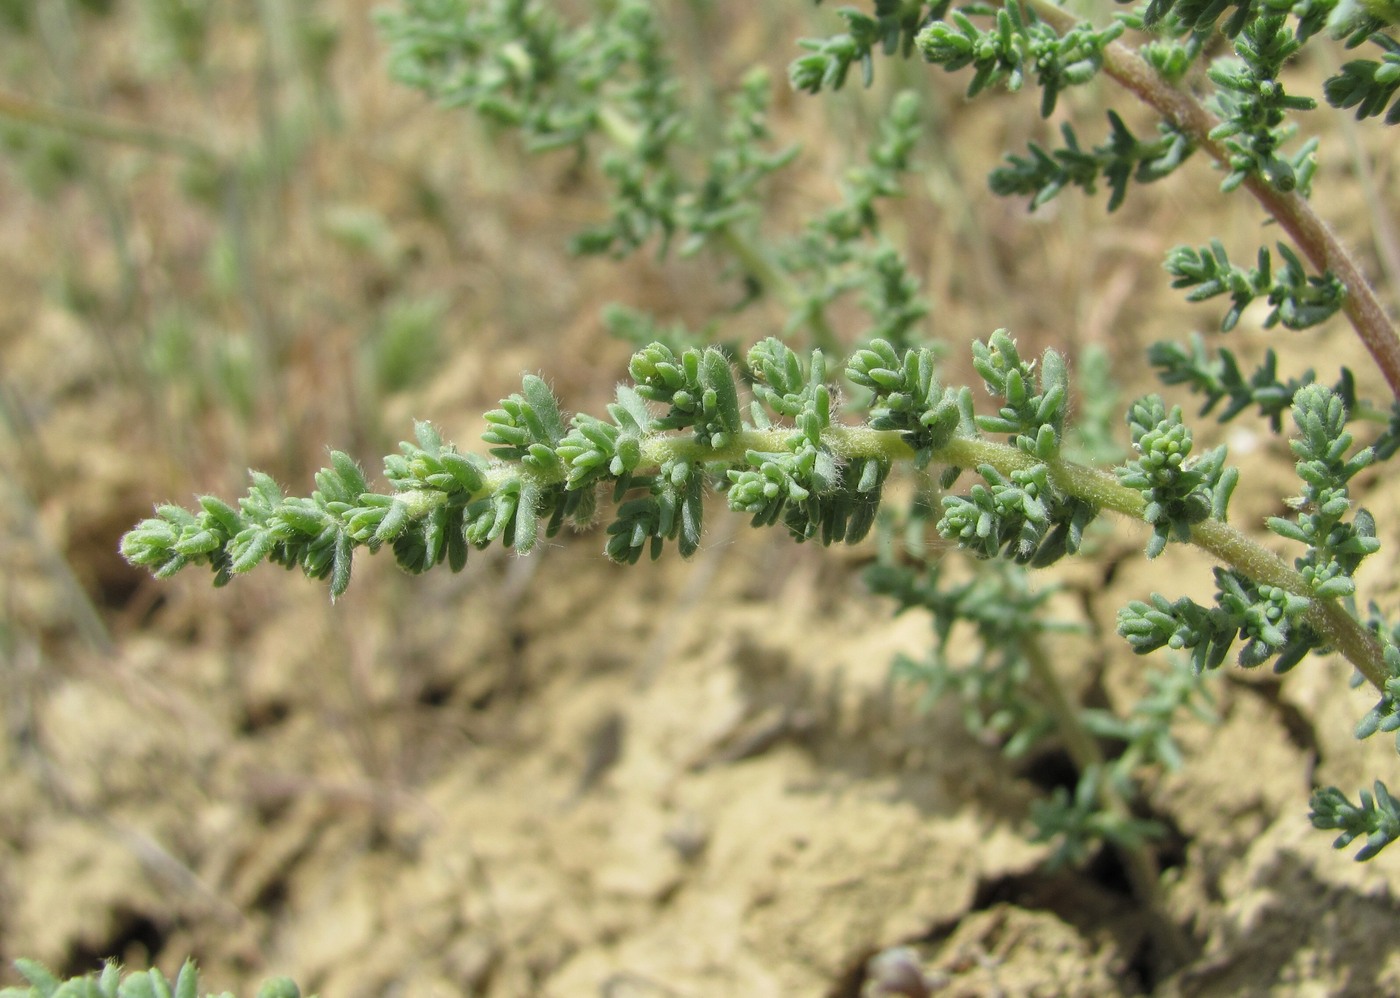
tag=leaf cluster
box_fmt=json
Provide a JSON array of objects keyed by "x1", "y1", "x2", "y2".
[
  {"x1": 379, "y1": 0, "x2": 796, "y2": 262},
  {"x1": 117, "y1": 331, "x2": 1101, "y2": 593},
  {"x1": 846, "y1": 338, "x2": 972, "y2": 467},
  {"x1": 378, "y1": 0, "x2": 668, "y2": 152},
  {"x1": 121, "y1": 407, "x2": 580, "y2": 599},
  {"x1": 791, "y1": 1, "x2": 947, "y2": 92},
  {"x1": 1117, "y1": 385, "x2": 1377, "y2": 674},
  {"x1": 1310, "y1": 780, "x2": 1400, "y2": 860},
  {"x1": 1325, "y1": 33, "x2": 1400, "y2": 123},
  {"x1": 126, "y1": 337, "x2": 930, "y2": 586},
  {"x1": 1029, "y1": 766, "x2": 1168, "y2": 867},
  {"x1": 1080, "y1": 661, "x2": 1218, "y2": 775},
  {"x1": 1149, "y1": 333, "x2": 1357, "y2": 430},
  {"x1": 1267, "y1": 384, "x2": 1379, "y2": 598},
  {"x1": 872, "y1": 557, "x2": 1066, "y2": 757},
  {"x1": 897, "y1": 2, "x2": 1203, "y2": 211},
  {"x1": 1139, "y1": 0, "x2": 1257, "y2": 36},
  {"x1": 1206, "y1": 15, "x2": 1319, "y2": 192},
  {"x1": 778, "y1": 90, "x2": 931, "y2": 349},
  {"x1": 916, "y1": 2, "x2": 1124, "y2": 116},
  {"x1": 1120, "y1": 567, "x2": 1320, "y2": 672},
  {"x1": 873, "y1": 541, "x2": 1213, "y2": 864},
  {"x1": 937, "y1": 332, "x2": 1099, "y2": 566},
  {"x1": 730, "y1": 339, "x2": 892, "y2": 544},
  {"x1": 1136, "y1": 0, "x2": 1400, "y2": 141},
  {"x1": 989, "y1": 112, "x2": 1192, "y2": 212},
  {"x1": 1354, "y1": 628, "x2": 1400, "y2": 744},
  {"x1": 575, "y1": 67, "x2": 799, "y2": 260},
  {"x1": 1165, "y1": 241, "x2": 1344, "y2": 332},
  {"x1": 384, "y1": 3, "x2": 940, "y2": 354},
  {"x1": 1117, "y1": 395, "x2": 1235, "y2": 558}
]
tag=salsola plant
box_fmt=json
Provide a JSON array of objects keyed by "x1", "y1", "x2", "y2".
[{"x1": 118, "y1": 0, "x2": 1400, "y2": 900}]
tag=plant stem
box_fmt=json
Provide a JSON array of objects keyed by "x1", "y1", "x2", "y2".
[
  {"x1": 1018, "y1": 633, "x2": 1193, "y2": 968},
  {"x1": 396, "y1": 423, "x2": 1389, "y2": 690},
  {"x1": 1024, "y1": 0, "x2": 1400, "y2": 400}
]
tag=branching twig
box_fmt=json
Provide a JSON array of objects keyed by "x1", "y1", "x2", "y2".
[{"x1": 1026, "y1": 0, "x2": 1400, "y2": 399}]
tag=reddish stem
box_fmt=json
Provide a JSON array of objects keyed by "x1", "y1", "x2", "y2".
[{"x1": 1028, "y1": 2, "x2": 1400, "y2": 399}]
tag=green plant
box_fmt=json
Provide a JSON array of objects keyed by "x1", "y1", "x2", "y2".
[
  {"x1": 115, "y1": 0, "x2": 1400, "y2": 968},
  {"x1": 0, "y1": 959, "x2": 307, "y2": 998}
]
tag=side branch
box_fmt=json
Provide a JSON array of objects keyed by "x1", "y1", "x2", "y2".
[{"x1": 1027, "y1": 0, "x2": 1400, "y2": 399}]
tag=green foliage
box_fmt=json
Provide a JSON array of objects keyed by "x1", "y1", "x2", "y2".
[
  {"x1": 936, "y1": 332, "x2": 1098, "y2": 566},
  {"x1": 1148, "y1": 334, "x2": 1358, "y2": 430},
  {"x1": 1117, "y1": 385, "x2": 1377, "y2": 673},
  {"x1": 378, "y1": 0, "x2": 796, "y2": 261},
  {"x1": 1120, "y1": 566, "x2": 1325, "y2": 671},
  {"x1": 1165, "y1": 241, "x2": 1344, "y2": 332},
  {"x1": 379, "y1": 0, "x2": 669, "y2": 151},
  {"x1": 907, "y1": 0, "x2": 1349, "y2": 206},
  {"x1": 790, "y1": 1, "x2": 944, "y2": 92},
  {"x1": 779, "y1": 90, "x2": 929, "y2": 347},
  {"x1": 1030, "y1": 765, "x2": 1168, "y2": 868},
  {"x1": 1206, "y1": 14, "x2": 1319, "y2": 192},
  {"x1": 875, "y1": 557, "x2": 1068, "y2": 757},
  {"x1": 1353, "y1": 624, "x2": 1400, "y2": 745},
  {"x1": 31, "y1": 0, "x2": 1400, "y2": 987},
  {"x1": 1310, "y1": 780, "x2": 1400, "y2": 860},
  {"x1": 845, "y1": 338, "x2": 971, "y2": 466},
  {"x1": 1117, "y1": 395, "x2": 1231, "y2": 559},
  {"x1": 915, "y1": 3, "x2": 1124, "y2": 116},
  {"x1": 1080, "y1": 660, "x2": 1218, "y2": 777},
  {"x1": 378, "y1": 1, "x2": 935, "y2": 355},
  {"x1": 874, "y1": 542, "x2": 1214, "y2": 865},
  {"x1": 1268, "y1": 385, "x2": 1378, "y2": 588},
  {"x1": 1140, "y1": 0, "x2": 1256, "y2": 36},
  {"x1": 988, "y1": 112, "x2": 1192, "y2": 212},
  {"x1": 730, "y1": 338, "x2": 891, "y2": 545},
  {"x1": 0, "y1": 960, "x2": 308, "y2": 998},
  {"x1": 1324, "y1": 33, "x2": 1400, "y2": 122},
  {"x1": 938, "y1": 461, "x2": 1097, "y2": 567},
  {"x1": 970, "y1": 331, "x2": 1069, "y2": 458}
]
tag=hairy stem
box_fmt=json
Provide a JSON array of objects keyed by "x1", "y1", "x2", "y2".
[
  {"x1": 394, "y1": 424, "x2": 1388, "y2": 689},
  {"x1": 1025, "y1": 0, "x2": 1400, "y2": 400}
]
